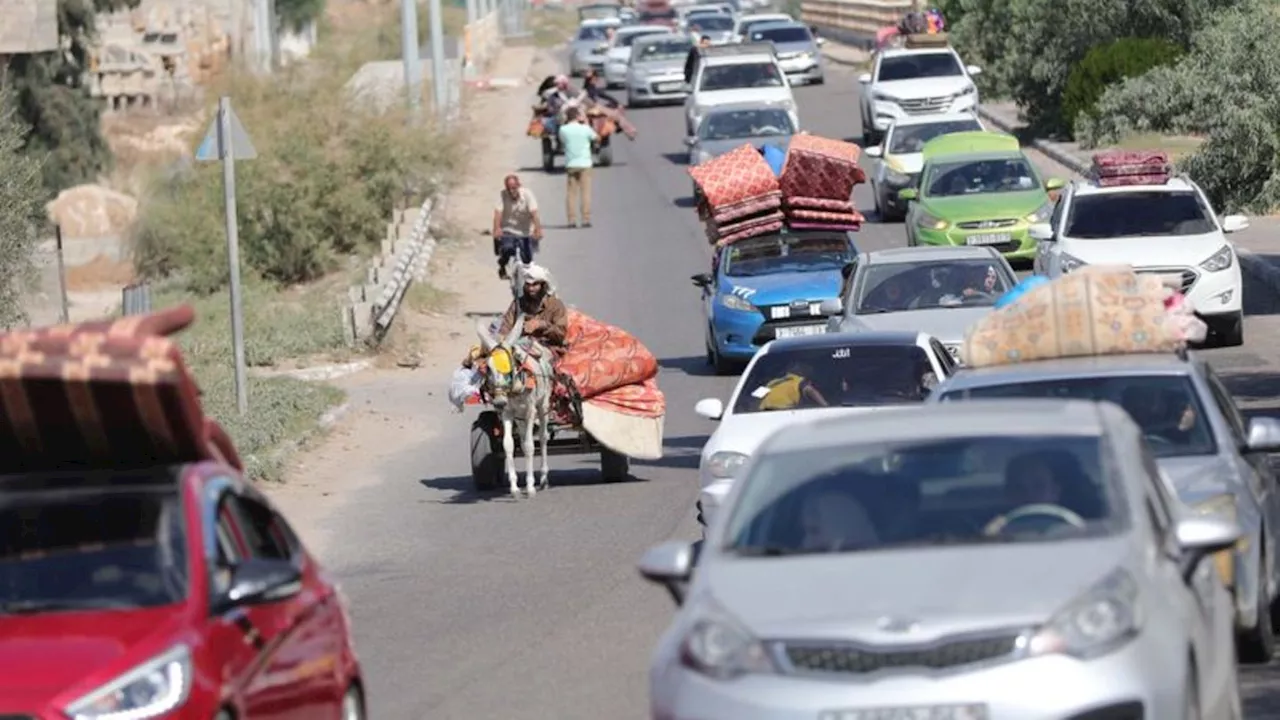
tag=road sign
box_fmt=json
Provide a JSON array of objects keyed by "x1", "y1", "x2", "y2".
[{"x1": 195, "y1": 104, "x2": 258, "y2": 162}]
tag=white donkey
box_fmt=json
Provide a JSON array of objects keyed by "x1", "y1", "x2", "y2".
[{"x1": 476, "y1": 316, "x2": 556, "y2": 497}]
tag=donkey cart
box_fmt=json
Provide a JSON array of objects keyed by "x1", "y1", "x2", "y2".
[{"x1": 469, "y1": 410, "x2": 631, "y2": 491}]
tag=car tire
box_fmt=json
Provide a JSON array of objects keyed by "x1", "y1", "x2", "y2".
[
  {"x1": 872, "y1": 184, "x2": 882, "y2": 217},
  {"x1": 342, "y1": 684, "x2": 367, "y2": 720},
  {"x1": 1237, "y1": 560, "x2": 1276, "y2": 664},
  {"x1": 626, "y1": 91, "x2": 639, "y2": 109},
  {"x1": 1216, "y1": 311, "x2": 1244, "y2": 348},
  {"x1": 706, "y1": 329, "x2": 735, "y2": 376}
]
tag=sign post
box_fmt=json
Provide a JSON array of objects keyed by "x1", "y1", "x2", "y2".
[{"x1": 195, "y1": 97, "x2": 257, "y2": 415}]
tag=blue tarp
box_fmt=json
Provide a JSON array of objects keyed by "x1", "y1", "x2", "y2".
[
  {"x1": 762, "y1": 144, "x2": 786, "y2": 176},
  {"x1": 994, "y1": 275, "x2": 1050, "y2": 309}
]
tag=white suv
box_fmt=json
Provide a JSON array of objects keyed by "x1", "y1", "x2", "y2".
[
  {"x1": 1031, "y1": 175, "x2": 1249, "y2": 347},
  {"x1": 684, "y1": 43, "x2": 797, "y2": 136},
  {"x1": 857, "y1": 45, "x2": 981, "y2": 146}
]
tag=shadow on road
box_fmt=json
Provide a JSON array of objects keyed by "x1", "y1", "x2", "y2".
[
  {"x1": 661, "y1": 152, "x2": 688, "y2": 166},
  {"x1": 418, "y1": 468, "x2": 643, "y2": 504},
  {"x1": 658, "y1": 355, "x2": 725, "y2": 378},
  {"x1": 634, "y1": 453, "x2": 699, "y2": 471},
  {"x1": 1244, "y1": 272, "x2": 1280, "y2": 316},
  {"x1": 518, "y1": 165, "x2": 564, "y2": 175},
  {"x1": 672, "y1": 196, "x2": 699, "y2": 209},
  {"x1": 1220, "y1": 372, "x2": 1280, "y2": 415},
  {"x1": 663, "y1": 434, "x2": 711, "y2": 449}
]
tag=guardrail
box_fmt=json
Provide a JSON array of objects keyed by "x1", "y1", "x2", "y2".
[
  {"x1": 802, "y1": 0, "x2": 921, "y2": 47},
  {"x1": 122, "y1": 283, "x2": 153, "y2": 316},
  {"x1": 342, "y1": 197, "x2": 437, "y2": 345}
]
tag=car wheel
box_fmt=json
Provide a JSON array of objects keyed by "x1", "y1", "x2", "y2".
[
  {"x1": 1216, "y1": 311, "x2": 1244, "y2": 348},
  {"x1": 342, "y1": 684, "x2": 366, "y2": 720},
  {"x1": 872, "y1": 183, "x2": 882, "y2": 216},
  {"x1": 812, "y1": 74, "x2": 825, "y2": 85},
  {"x1": 1237, "y1": 560, "x2": 1276, "y2": 664},
  {"x1": 626, "y1": 91, "x2": 638, "y2": 108},
  {"x1": 707, "y1": 328, "x2": 736, "y2": 376}
]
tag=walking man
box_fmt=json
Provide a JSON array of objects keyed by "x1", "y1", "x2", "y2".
[
  {"x1": 558, "y1": 106, "x2": 597, "y2": 228},
  {"x1": 493, "y1": 174, "x2": 543, "y2": 279}
]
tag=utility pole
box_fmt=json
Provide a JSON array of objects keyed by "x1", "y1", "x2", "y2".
[
  {"x1": 401, "y1": 0, "x2": 422, "y2": 122},
  {"x1": 428, "y1": 0, "x2": 447, "y2": 119}
]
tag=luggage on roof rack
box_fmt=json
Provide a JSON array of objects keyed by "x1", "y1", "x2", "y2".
[
  {"x1": 903, "y1": 32, "x2": 948, "y2": 48},
  {"x1": 1090, "y1": 150, "x2": 1171, "y2": 187}
]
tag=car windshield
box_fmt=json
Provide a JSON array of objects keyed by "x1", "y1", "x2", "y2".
[
  {"x1": 742, "y1": 19, "x2": 786, "y2": 34},
  {"x1": 752, "y1": 26, "x2": 811, "y2": 43},
  {"x1": 940, "y1": 375, "x2": 1217, "y2": 458},
  {"x1": 926, "y1": 157, "x2": 1039, "y2": 197},
  {"x1": 721, "y1": 233, "x2": 850, "y2": 277},
  {"x1": 700, "y1": 62, "x2": 784, "y2": 91},
  {"x1": 700, "y1": 108, "x2": 794, "y2": 140},
  {"x1": 0, "y1": 479, "x2": 188, "y2": 614},
  {"x1": 877, "y1": 53, "x2": 962, "y2": 81},
  {"x1": 724, "y1": 434, "x2": 1121, "y2": 555},
  {"x1": 577, "y1": 25, "x2": 611, "y2": 40},
  {"x1": 617, "y1": 31, "x2": 662, "y2": 46},
  {"x1": 856, "y1": 259, "x2": 1014, "y2": 313},
  {"x1": 1065, "y1": 191, "x2": 1217, "y2": 238},
  {"x1": 636, "y1": 39, "x2": 691, "y2": 61},
  {"x1": 581, "y1": 6, "x2": 620, "y2": 20},
  {"x1": 889, "y1": 119, "x2": 983, "y2": 154},
  {"x1": 690, "y1": 15, "x2": 733, "y2": 30},
  {"x1": 640, "y1": 9, "x2": 676, "y2": 21},
  {"x1": 733, "y1": 343, "x2": 937, "y2": 414}
]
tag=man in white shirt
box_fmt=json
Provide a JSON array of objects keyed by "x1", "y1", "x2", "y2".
[{"x1": 493, "y1": 174, "x2": 544, "y2": 279}]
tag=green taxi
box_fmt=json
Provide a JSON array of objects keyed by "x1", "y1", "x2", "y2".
[{"x1": 899, "y1": 131, "x2": 1065, "y2": 263}]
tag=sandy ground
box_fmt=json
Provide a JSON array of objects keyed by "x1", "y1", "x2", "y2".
[{"x1": 264, "y1": 44, "x2": 554, "y2": 554}]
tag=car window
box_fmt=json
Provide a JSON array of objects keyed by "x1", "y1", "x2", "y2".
[
  {"x1": 929, "y1": 338, "x2": 956, "y2": 376},
  {"x1": 699, "y1": 62, "x2": 784, "y2": 91},
  {"x1": 1065, "y1": 191, "x2": 1215, "y2": 239},
  {"x1": 1204, "y1": 368, "x2": 1247, "y2": 442},
  {"x1": 925, "y1": 157, "x2": 1040, "y2": 197},
  {"x1": 635, "y1": 38, "x2": 691, "y2": 61},
  {"x1": 877, "y1": 53, "x2": 962, "y2": 81},
  {"x1": 723, "y1": 434, "x2": 1122, "y2": 554},
  {"x1": 690, "y1": 15, "x2": 733, "y2": 30},
  {"x1": 577, "y1": 26, "x2": 610, "y2": 40},
  {"x1": 721, "y1": 233, "x2": 850, "y2": 277},
  {"x1": 855, "y1": 258, "x2": 1014, "y2": 313},
  {"x1": 699, "y1": 109, "x2": 794, "y2": 140},
  {"x1": 733, "y1": 343, "x2": 937, "y2": 414},
  {"x1": 751, "y1": 27, "x2": 811, "y2": 43},
  {"x1": 222, "y1": 495, "x2": 292, "y2": 561},
  {"x1": 0, "y1": 477, "x2": 189, "y2": 612},
  {"x1": 888, "y1": 119, "x2": 983, "y2": 155},
  {"x1": 639, "y1": 9, "x2": 675, "y2": 21},
  {"x1": 617, "y1": 30, "x2": 662, "y2": 46},
  {"x1": 940, "y1": 375, "x2": 1217, "y2": 458}
]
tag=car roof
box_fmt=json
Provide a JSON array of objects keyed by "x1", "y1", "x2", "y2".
[
  {"x1": 1071, "y1": 176, "x2": 1199, "y2": 197},
  {"x1": 938, "y1": 353, "x2": 1197, "y2": 392},
  {"x1": 739, "y1": 13, "x2": 791, "y2": 22},
  {"x1": 863, "y1": 245, "x2": 999, "y2": 264},
  {"x1": 888, "y1": 112, "x2": 983, "y2": 129},
  {"x1": 750, "y1": 20, "x2": 807, "y2": 32},
  {"x1": 703, "y1": 101, "x2": 794, "y2": 114},
  {"x1": 580, "y1": 17, "x2": 622, "y2": 27},
  {"x1": 633, "y1": 33, "x2": 689, "y2": 46},
  {"x1": 617, "y1": 23, "x2": 669, "y2": 33},
  {"x1": 922, "y1": 131, "x2": 1020, "y2": 160},
  {"x1": 878, "y1": 46, "x2": 956, "y2": 60},
  {"x1": 762, "y1": 330, "x2": 931, "y2": 354},
  {"x1": 762, "y1": 399, "x2": 1108, "y2": 454}
]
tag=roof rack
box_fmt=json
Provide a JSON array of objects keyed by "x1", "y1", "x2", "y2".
[
  {"x1": 701, "y1": 42, "x2": 776, "y2": 58},
  {"x1": 903, "y1": 32, "x2": 949, "y2": 48}
]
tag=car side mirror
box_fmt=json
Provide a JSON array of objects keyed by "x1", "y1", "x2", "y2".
[
  {"x1": 691, "y1": 272, "x2": 712, "y2": 288},
  {"x1": 816, "y1": 37, "x2": 826, "y2": 46},
  {"x1": 1244, "y1": 417, "x2": 1280, "y2": 453},
  {"x1": 217, "y1": 558, "x2": 302, "y2": 611},
  {"x1": 818, "y1": 298, "x2": 842, "y2": 315},
  {"x1": 857, "y1": 73, "x2": 872, "y2": 84},
  {"x1": 1044, "y1": 177, "x2": 1065, "y2": 191},
  {"x1": 1028, "y1": 223, "x2": 1054, "y2": 241},
  {"x1": 1175, "y1": 515, "x2": 1241, "y2": 583},
  {"x1": 1221, "y1": 214, "x2": 1250, "y2": 234},
  {"x1": 864, "y1": 145, "x2": 882, "y2": 158},
  {"x1": 638, "y1": 540, "x2": 696, "y2": 606},
  {"x1": 694, "y1": 397, "x2": 724, "y2": 420},
  {"x1": 966, "y1": 64, "x2": 983, "y2": 76},
  {"x1": 897, "y1": 188, "x2": 918, "y2": 201},
  {"x1": 684, "y1": 136, "x2": 697, "y2": 147}
]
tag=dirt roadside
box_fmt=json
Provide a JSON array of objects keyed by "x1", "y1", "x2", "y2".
[{"x1": 263, "y1": 45, "x2": 559, "y2": 554}]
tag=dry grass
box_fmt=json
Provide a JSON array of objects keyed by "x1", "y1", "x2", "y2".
[{"x1": 1112, "y1": 133, "x2": 1205, "y2": 161}]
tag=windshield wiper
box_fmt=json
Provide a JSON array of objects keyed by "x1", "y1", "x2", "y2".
[{"x1": 0, "y1": 598, "x2": 133, "y2": 614}]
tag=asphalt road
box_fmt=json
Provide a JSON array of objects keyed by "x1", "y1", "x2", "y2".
[{"x1": 318, "y1": 59, "x2": 1280, "y2": 718}]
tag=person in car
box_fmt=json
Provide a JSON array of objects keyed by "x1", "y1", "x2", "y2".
[
  {"x1": 940, "y1": 264, "x2": 1000, "y2": 306},
  {"x1": 999, "y1": 449, "x2": 1103, "y2": 519},
  {"x1": 758, "y1": 360, "x2": 829, "y2": 410},
  {"x1": 1120, "y1": 385, "x2": 1199, "y2": 445},
  {"x1": 800, "y1": 483, "x2": 879, "y2": 551},
  {"x1": 864, "y1": 275, "x2": 913, "y2": 312}
]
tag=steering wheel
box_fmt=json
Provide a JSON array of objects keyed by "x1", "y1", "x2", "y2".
[
  {"x1": 1143, "y1": 433, "x2": 1175, "y2": 448},
  {"x1": 983, "y1": 503, "x2": 1086, "y2": 537},
  {"x1": 755, "y1": 125, "x2": 784, "y2": 135}
]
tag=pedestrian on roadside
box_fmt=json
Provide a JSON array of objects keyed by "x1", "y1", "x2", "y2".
[
  {"x1": 492, "y1": 173, "x2": 543, "y2": 279},
  {"x1": 558, "y1": 106, "x2": 598, "y2": 228},
  {"x1": 684, "y1": 34, "x2": 712, "y2": 84}
]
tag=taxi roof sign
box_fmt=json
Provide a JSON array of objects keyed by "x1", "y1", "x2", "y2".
[{"x1": 922, "y1": 130, "x2": 1019, "y2": 161}]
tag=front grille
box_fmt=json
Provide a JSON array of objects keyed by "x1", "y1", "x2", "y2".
[
  {"x1": 780, "y1": 634, "x2": 1020, "y2": 675},
  {"x1": 757, "y1": 301, "x2": 823, "y2": 321},
  {"x1": 957, "y1": 218, "x2": 1018, "y2": 230},
  {"x1": 1135, "y1": 266, "x2": 1198, "y2": 293},
  {"x1": 648, "y1": 79, "x2": 684, "y2": 94},
  {"x1": 898, "y1": 95, "x2": 952, "y2": 114}
]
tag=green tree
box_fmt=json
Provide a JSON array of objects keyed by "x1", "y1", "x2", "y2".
[
  {"x1": 1061, "y1": 38, "x2": 1182, "y2": 135},
  {"x1": 7, "y1": 0, "x2": 141, "y2": 194},
  {"x1": 0, "y1": 92, "x2": 48, "y2": 328}
]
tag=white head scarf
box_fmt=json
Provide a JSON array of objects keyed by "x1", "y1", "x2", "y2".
[{"x1": 519, "y1": 263, "x2": 557, "y2": 296}]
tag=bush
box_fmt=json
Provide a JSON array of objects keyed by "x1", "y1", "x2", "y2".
[
  {"x1": 1061, "y1": 38, "x2": 1182, "y2": 135},
  {"x1": 0, "y1": 93, "x2": 46, "y2": 329}
]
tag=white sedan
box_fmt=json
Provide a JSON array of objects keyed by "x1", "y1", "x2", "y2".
[{"x1": 693, "y1": 330, "x2": 954, "y2": 534}]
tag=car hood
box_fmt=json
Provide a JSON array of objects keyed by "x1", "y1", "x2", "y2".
[
  {"x1": 883, "y1": 151, "x2": 924, "y2": 175},
  {"x1": 1060, "y1": 232, "x2": 1226, "y2": 268},
  {"x1": 922, "y1": 191, "x2": 1046, "y2": 222},
  {"x1": 633, "y1": 59, "x2": 687, "y2": 75},
  {"x1": 696, "y1": 135, "x2": 792, "y2": 160},
  {"x1": 706, "y1": 537, "x2": 1129, "y2": 639},
  {"x1": 606, "y1": 47, "x2": 633, "y2": 63},
  {"x1": 706, "y1": 406, "x2": 884, "y2": 458},
  {"x1": 1157, "y1": 454, "x2": 1238, "y2": 506},
  {"x1": 771, "y1": 41, "x2": 816, "y2": 55},
  {"x1": 572, "y1": 40, "x2": 609, "y2": 55},
  {"x1": 696, "y1": 87, "x2": 793, "y2": 109},
  {"x1": 719, "y1": 267, "x2": 843, "y2": 306},
  {"x1": 843, "y1": 306, "x2": 993, "y2": 346},
  {"x1": 874, "y1": 76, "x2": 973, "y2": 100},
  {"x1": 0, "y1": 605, "x2": 187, "y2": 697}
]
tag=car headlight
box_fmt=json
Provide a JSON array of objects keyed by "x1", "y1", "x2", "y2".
[
  {"x1": 65, "y1": 645, "x2": 192, "y2": 720},
  {"x1": 915, "y1": 209, "x2": 949, "y2": 231},
  {"x1": 1194, "y1": 494, "x2": 1242, "y2": 587},
  {"x1": 718, "y1": 293, "x2": 754, "y2": 311},
  {"x1": 705, "y1": 450, "x2": 749, "y2": 478},
  {"x1": 885, "y1": 170, "x2": 912, "y2": 186},
  {"x1": 1060, "y1": 253, "x2": 1086, "y2": 272},
  {"x1": 1023, "y1": 569, "x2": 1140, "y2": 659},
  {"x1": 1200, "y1": 244, "x2": 1234, "y2": 272},
  {"x1": 1025, "y1": 201, "x2": 1052, "y2": 224},
  {"x1": 679, "y1": 602, "x2": 777, "y2": 679},
  {"x1": 871, "y1": 92, "x2": 892, "y2": 103},
  {"x1": 957, "y1": 84, "x2": 976, "y2": 97}
]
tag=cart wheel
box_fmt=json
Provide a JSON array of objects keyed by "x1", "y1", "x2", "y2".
[
  {"x1": 601, "y1": 447, "x2": 630, "y2": 482},
  {"x1": 541, "y1": 137, "x2": 555, "y2": 172},
  {"x1": 596, "y1": 142, "x2": 614, "y2": 167},
  {"x1": 471, "y1": 411, "x2": 505, "y2": 492}
]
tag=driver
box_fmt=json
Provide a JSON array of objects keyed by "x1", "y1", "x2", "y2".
[
  {"x1": 867, "y1": 276, "x2": 911, "y2": 311},
  {"x1": 1000, "y1": 449, "x2": 1103, "y2": 519},
  {"x1": 758, "y1": 360, "x2": 829, "y2": 410},
  {"x1": 800, "y1": 483, "x2": 879, "y2": 551},
  {"x1": 496, "y1": 264, "x2": 569, "y2": 354},
  {"x1": 960, "y1": 264, "x2": 1000, "y2": 301},
  {"x1": 1120, "y1": 385, "x2": 1198, "y2": 445}
]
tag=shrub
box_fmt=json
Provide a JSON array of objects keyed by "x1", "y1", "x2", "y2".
[
  {"x1": 0, "y1": 93, "x2": 47, "y2": 329},
  {"x1": 1061, "y1": 38, "x2": 1182, "y2": 135}
]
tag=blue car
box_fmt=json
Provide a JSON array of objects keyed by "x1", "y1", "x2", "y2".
[{"x1": 692, "y1": 229, "x2": 857, "y2": 374}]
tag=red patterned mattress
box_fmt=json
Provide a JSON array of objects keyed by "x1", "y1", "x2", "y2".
[
  {"x1": 779, "y1": 135, "x2": 866, "y2": 200},
  {"x1": 689, "y1": 144, "x2": 781, "y2": 208},
  {"x1": 703, "y1": 192, "x2": 783, "y2": 225},
  {"x1": 708, "y1": 210, "x2": 786, "y2": 241},
  {"x1": 553, "y1": 310, "x2": 663, "y2": 419},
  {"x1": 784, "y1": 197, "x2": 856, "y2": 212},
  {"x1": 786, "y1": 208, "x2": 867, "y2": 225},
  {"x1": 716, "y1": 219, "x2": 785, "y2": 247},
  {"x1": 0, "y1": 306, "x2": 243, "y2": 473},
  {"x1": 1090, "y1": 150, "x2": 1171, "y2": 187}
]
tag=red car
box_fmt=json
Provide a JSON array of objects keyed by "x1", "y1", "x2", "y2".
[{"x1": 0, "y1": 307, "x2": 364, "y2": 719}]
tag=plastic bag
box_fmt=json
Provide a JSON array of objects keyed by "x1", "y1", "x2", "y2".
[
  {"x1": 1165, "y1": 293, "x2": 1209, "y2": 344},
  {"x1": 449, "y1": 366, "x2": 483, "y2": 412}
]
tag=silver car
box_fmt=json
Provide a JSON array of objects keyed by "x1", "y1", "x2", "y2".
[
  {"x1": 822, "y1": 246, "x2": 1018, "y2": 360},
  {"x1": 626, "y1": 34, "x2": 695, "y2": 108},
  {"x1": 745, "y1": 21, "x2": 825, "y2": 85},
  {"x1": 932, "y1": 350, "x2": 1280, "y2": 663},
  {"x1": 685, "y1": 12, "x2": 736, "y2": 44},
  {"x1": 686, "y1": 102, "x2": 795, "y2": 194},
  {"x1": 640, "y1": 400, "x2": 1243, "y2": 719},
  {"x1": 569, "y1": 19, "x2": 621, "y2": 76}
]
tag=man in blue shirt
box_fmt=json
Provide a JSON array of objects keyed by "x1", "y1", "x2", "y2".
[{"x1": 557, "y1": 107, "x2": 598, "y2": 228}]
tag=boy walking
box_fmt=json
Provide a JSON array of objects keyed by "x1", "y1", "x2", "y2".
[{"x1": 558, "y1": 107, "x2": 598, "y2": 228}]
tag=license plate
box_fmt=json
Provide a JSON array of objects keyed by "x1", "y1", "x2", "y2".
[
  {"x1": 819, "y1": 704, "x2": 988, "y2": 720},
  {"x1": 656, "y1": 82, "x2": 683, "y2": 92},
  {"x1": 775, "y1": 324, "x2": 826, "y2": 338},
  {"x1": 770, "y1": 306, "x2": 791, "y2": 319},
  {"x1": 965, "y1": 233, "x2": 1012, "y2": 246}
]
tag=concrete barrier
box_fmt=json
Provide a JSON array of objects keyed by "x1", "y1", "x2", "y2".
[
  {"x1": 802, "y1": 0, "x2": 921, "y2": 48},
  {"x1": 342, "y1": 198, "x2": 438, "y2": 345}
]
